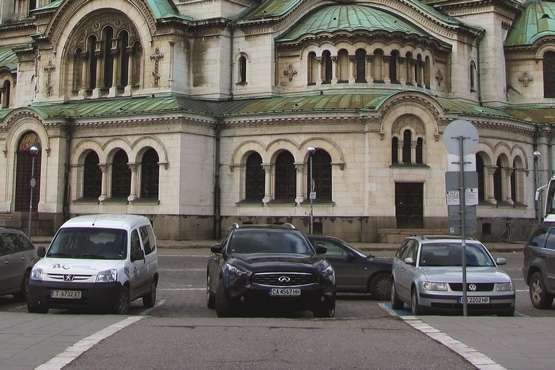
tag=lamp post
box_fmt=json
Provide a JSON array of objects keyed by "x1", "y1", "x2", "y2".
[
  {"x1": 307, "y1": 147, "x2": 316, "y2": 234},
  {"x1": 533, "y1": 150, "x2": 543, "y2": 223},
  {"x1": 27, "y1": 145, "x2": 39, "y2": 239}
]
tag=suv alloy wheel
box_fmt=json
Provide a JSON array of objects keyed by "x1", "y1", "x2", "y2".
[{"x1": 529, "y1": 272, "x2": 554, "y2": 309}]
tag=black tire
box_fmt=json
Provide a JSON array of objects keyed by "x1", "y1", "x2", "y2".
[
  {"x1": 27, "y1": 302, "x2": 48, "y2": 314},
  {"x1": 411, "y1": 288, "x2": 424, "y2": 315},
  {"x1": 143, "y1": 279, "x2": 157, "y2": 308},
  {"x1": 14, "y1": 270, "x2": 30, "y2": 302},
  {"x1": 529, "y1": 272, "x2": 554, "y2": 309},
  {"x1": 370, "y1": 273, "x2": 392, "y2": 301},
  {"x1": 391, "y1": 281, "x2": 403, "y2": 310},
  {"x1": 313, "y1": 297, "x2": 336, "y2": 318},
  {"x1": 114, "y1": 287, "x2": 130, "y2": 315},
  {"x1": 215, "y1": 278, "x2": 234, "y2": 317},
  {"x1": 206, "y1": 275, "x2": 215, "y2": 309}
]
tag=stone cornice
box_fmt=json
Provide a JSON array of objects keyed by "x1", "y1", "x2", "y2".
[{"x1": 69, "y1": 113, "x2": 216, "y2": 128}]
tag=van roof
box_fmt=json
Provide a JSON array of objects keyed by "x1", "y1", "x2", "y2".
[{"x1": 61, "y1": 214, "x2": 151, "y2": 230}]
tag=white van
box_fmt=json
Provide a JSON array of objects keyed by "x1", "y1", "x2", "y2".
[{"x1": 27, "y1": 215, "x2": 158, "y2": 314}]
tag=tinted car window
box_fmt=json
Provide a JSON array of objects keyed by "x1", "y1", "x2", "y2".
[
  {"x1": 419, "y1": 243, "x2": 494, "y2": 267},
  {"x1": 0, "y1": 235, "x2": 6, "y2": 256},
  {"x1": 18, "y1": 234, "x2": 34, "y2": 251},
  {"x1": 0, "y1": 233, "x2": 24, "y2": 254},
  {"x1": 529, "y1": 227, "x2": 548, "y2": 248},
  {"x1": 147, "y1": 225, "x2": 157, "y2": 252},
  {"x1": 312, "y1": 239, "x2": 347, "y2": 257},
  {"x1": 228, "y1": 230, "x2": 313, "y2": 255},
  {"x1": 140, "y1": 226, "x2": 152, "y2": 255},
  {"x1": 401, "y1": 240, "x2": 417, "y2": 260},
  {"x1": 545, "y1": 229, "x2": 555, "y2": 250},
  {"x1": 48, "y1": 228, "x2": 128, "y2": 260}
]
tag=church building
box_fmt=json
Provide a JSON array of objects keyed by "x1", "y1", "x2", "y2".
[{"x1": 0, "y1": 0, "x2": 553, "y2": 241}]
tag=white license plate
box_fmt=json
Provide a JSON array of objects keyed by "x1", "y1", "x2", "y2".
[
  {"x1": 459, "y1": 296, "x2": 490, "y2": 304},
  {"x1": 269, "y1": 288, "x2": 301, "y2": 297},
  {"x1": 51, "y1": 290, "x2": 82, "y2": 299}
]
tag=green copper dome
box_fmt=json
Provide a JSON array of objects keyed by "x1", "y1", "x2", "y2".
[
  {"x1": 506, "y1": 0, "x2": 555, "y2": 47},
  {"x1": 277, "y1": 4, "x2": 427, "y2": 43}
]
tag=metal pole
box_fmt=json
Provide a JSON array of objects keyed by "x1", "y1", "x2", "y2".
[
  {"x1": 309, "y1": 153, "x2": 314, "y2": 234},
  {"x1": 458, "y1": 136, "x2": 468, "y2": 317},
  {"x1": 27, "y1": 155, "x2": 36, "y2": 239}
]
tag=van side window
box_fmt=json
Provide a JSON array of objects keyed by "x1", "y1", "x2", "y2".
[
  {"x1": 147, "y1": 225, "x2": 157, "y2": 252},
  {"x1": 529, "y1": 227, "x2": 548, "y2": 248},
  {"x1": 131, "y1": 230, "x2": 143, "y2": 258},
  {"x1": 140, "y1": 226, "x2": 155, "y2": 255},
  {"x1": 545, "y1": 229, "x2": 555, "y2": 250}
]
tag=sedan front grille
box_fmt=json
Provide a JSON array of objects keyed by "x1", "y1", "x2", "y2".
[
  {"x1": 253, "y1": 272, "x2": 315, "y2": 286},
  {"x1": 449, "y1": 283, "x2": 494, "y2": 292}
]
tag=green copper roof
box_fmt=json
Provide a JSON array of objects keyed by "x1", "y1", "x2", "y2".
[
  {"x1": 506, "y1": 0, "x2": 555, "y2": 47},
  {"x1": 278, "y1": 5, "x2": 426, "y2": 43},
  {"x1": 0, "y1": 48, "x2": 18, "y2": 72},
  {"x1": 504, "y1": 105, "x2": 555, "y2": 123}
]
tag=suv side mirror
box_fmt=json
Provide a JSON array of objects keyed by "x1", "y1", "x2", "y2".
[
  {"x1": 37, "y1": 247, "x2": 46, "y2": 258},
  {"x1": 496, "y1": 257, "x2": 507, "y2": 266},
  {"x1": 404, "y1": 257, "x2": 415, "y2": 265},
  {"x1": 315, "y1": 246, "x2": 327, "y2": 254},
  {"x1": 211, "y1": 244, "x2": 223, "y2": 254}
]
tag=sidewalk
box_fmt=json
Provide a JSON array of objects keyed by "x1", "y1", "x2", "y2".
[{"x1": 31, "y1": 237, "x2": 525, "y2": 252}]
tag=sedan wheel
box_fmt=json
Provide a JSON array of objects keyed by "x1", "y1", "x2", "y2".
[
  {"x1": 370, "y1": 273, "x2": 392, "y2": 301},
  {"x1": 390, "y1": 282, "x2": 403, "y2": 310},
  {"x1": 529, "y1": 272, "x2": 554, "y2": 309},
  {"x1": 411, "y1": 289, "x2": 424, "y2": 315}
]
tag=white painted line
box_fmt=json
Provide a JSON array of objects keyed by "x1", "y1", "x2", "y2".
[
  {"x1": 142, "y1": 299, "x2": 166, "y2": 316},
  {"x1": 35, "y1": 316, "x2": 143, "y2": 370},
  {"x1": 159, "y1": 268, "x2": 205, "y2": 272},
  {"x1": 378, "y1": 303, "x2": 507, "y2": 370},
  {"x1": 160, "y1": 288, "x2": 205, "y2": 291},
  {"x1": 515, "y1": 289, "x2": 529, "y2": 293},
  {"x1": 158, "y1": 254, "x2": 209, "y2": 258}
]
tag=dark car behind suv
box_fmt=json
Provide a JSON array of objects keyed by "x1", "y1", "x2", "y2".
[
  {"x1": 0, "y1": 228, "x2": 37, "y2": 301},
  {"x1": 523, "y1": 223, "x2": 555, "y2": 308},
  {"x1": 206, "y1": 224, "x2": 336, "y2": 317}
]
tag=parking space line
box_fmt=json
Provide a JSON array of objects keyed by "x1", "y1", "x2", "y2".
[
  {"x1": 159, "y1": 268, "x2": 205, "y2": 272},
  {"x1": 515, "y1": 289, "x2": 528, "y2": 293},
  {"x1": 35, "y1": 316, "x2": 143, "y2": 370},
  {"x1": 378, "y1": 303, "x2": 507, "y2": 370},
  {"x1": 160, "y1": 288, "x2": 205, "y2": 291}
]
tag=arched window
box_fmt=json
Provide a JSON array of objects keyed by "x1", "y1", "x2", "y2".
[
  {"x1": 87, "y1": 36, "x2": 97, "y2": 90},
  {"x1": 238, "y1": 55, "x2": 247, "y2": 85},
  {"x1": 415, "y1": 138, "x2": 423, "y2": 164},
  {"x1": 245, "y1": 152, "x2": 264, "y2": 201},
  {"x1": 29, "y1": 0, "x2": 36, "y2": 12},
  {"x1": 322, "y1": 50, "x2": 332, "y2": 84},
  {"x1": 405, "y1": 52, "x2": 413, "y2": 85},
  {"x1": 274, "y1": 151, "x2": 296, "y2": 201},
  {"x1": 373, "y1": 49, "x2": 384, "y2": 83},
  {"x1": 402, "y1": 130, "x2": 412, "y2": 164},
  {"x1": 307, "y1": 52, "x2": 317, "y2": 85},
  {"x1": 337, "y1": 49, "x2": 349, "y2": 83},
  {"x1": 470, "y1": 61, "x2": 477, "y2": 92},
  {"x1": 307, "y1": 149, "x2": 332, "y2": 201},
  {"x1": 389, "y1": 51, "x2": 399, "y2": 84},
  {"x1": 476, "y1": 153, "x2": 485, "y2": 202},
  {"x1": 103, "y1": 27, "x2": 114, "y2": 89},
  {"x1": 111, "y1": 150, "x2": 130, "y2": 199},
  {"x1": 544, "y1": 51, "x2": 555, "y2": 98},
  {"x1": 416, "y1": 54, "x2": 423, "y2": 87},
  {"x1": 2, "y1": 80, "x2": 10, "y2": 108},
  {"x1": 493, "y1": 157, "x2": 503, "y2": 203},
  {"x1": 355, "y1": 49, "x2": 366, "y2": 83},
  {"x1": 15, "y1": 132, "x2": 41, "y2": 212},
  {"x1": 424, "y1": 56, "x2": 431, "y2": 89},
  {"x1": 392, "y1": 137, "x2": 399, "y2": 164},
  {"x1": 140, "y1": 148, "x2": 159, "y2": 199},
  {"x1": 119, "y1": 31, "x2": 129, "y2": 88},
  {"x1": 83, "y1": 151, "x2": 101, "y2": 199}
]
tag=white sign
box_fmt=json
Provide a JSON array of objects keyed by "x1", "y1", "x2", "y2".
[
  {"x1": 447, "y1": 153, "x2": 476, "y2": 172},
  {"x1": 446, "y1": 190, "x2": 460, "y2": 206},
  {"x1": 446, "y1": 188, "x2": 479, "y2": 206}
]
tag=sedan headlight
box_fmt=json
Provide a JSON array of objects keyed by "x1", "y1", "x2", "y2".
[
  {"x1": 31, "y1": 268, "x2": 43, "y2": 281},
  {"x1": 96, "y1": 269, "x2": 118, "y2": 283},
  {"x1": 421, "y1": 281, "x2": 448, "y2": 291},
  {"x1": 319, "y1": 262, "x2": 335, "y2": 285},
  {"x1": 494, "y1": 282, "x2": 513, "y2": 292}
]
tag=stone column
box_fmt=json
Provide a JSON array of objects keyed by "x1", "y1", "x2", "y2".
[
  {"x1": 0, "y1": 88, "x2": 4, "y2": 108},
  {"x1": 262, "y1": 163, "x2": 272, "y2": 204},
  {"x1": 331, "y1": 56, "x2": 337, "y2": 84},
  {"x1": 406, "y1": 59, "x2": 414, "y2": 85},
  {"x1": 128, "y1": 163, "x2": 138, "y2": 202},
  {"x1": 398, "y1": 58, "x2": 406, "y2": 85},
  {"x1": 397, "y1": 142, "x2": 402, "y2": 165},
  {"x1": 109, "y1": 47, "x2": 119, "y2": 97},
  {"x1": 485, "y1": 166, "x2": 497, "y2": 205},
  {"x1": 98, "y1": 163, "x2": 108, "y2": 203},
  {"x1": 366, "y1": 55, "x2": 373, "y2": 83},
  {"x1": 383, "y1": 56, "x2": 391, "y2": 84},
  {"x1": 125, "y1": 48, "x2": 134, "y2": 95},
  {"x1": 410, "y1": 140, "x2": 416, "y2": 165},
  {"x1": 349, "y1": 55, "x2": 355, "y2": 83},
  {"x1": 92, "y1": 47, "x2": 103, "y2": 98},
  {"x1": 294, "y1": 163, "x2": 305, "y2": 205},
  {"x1": 503, "y1": 167, "x2": 514, "y2": 205},
  {"x1": 79, "y1": 53, "x2": 89, "y2": 97}
]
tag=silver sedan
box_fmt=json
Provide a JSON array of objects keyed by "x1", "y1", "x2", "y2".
[{"x1": 391, "y1": 236, "x2": 515, "y2": 316}]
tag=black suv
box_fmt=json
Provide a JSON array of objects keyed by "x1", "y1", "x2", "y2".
[
  {"x1": 206, "y1": 224, "x2": 336, "y2": 317},
  {"x1": 523, "y1": 223, "x2": 555, "y2": 309}
]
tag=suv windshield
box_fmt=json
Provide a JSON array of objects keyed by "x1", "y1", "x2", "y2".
[
  {"x1": 419, "y1": 243, "x2": 495, "y2": 267},
  {"x1": 47, "y1": 228, "x2": 127, "y2": 260},
  {"x1": 228, "y1": 230, "x2": 313, "y2": 255}
]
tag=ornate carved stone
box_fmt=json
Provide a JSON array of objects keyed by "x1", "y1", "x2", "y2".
[
  {"x1": 518, "y1": 72, "x2": 533, "y2": 87},
  {"x1": 435, "y1": 69, "x2": 443, "y2": 87},
  {"x1": 43, "y1": 60, "x2": 56, "y2": 97},
  {"x1": 283, "y1": 64, "x2": 297, "y2": 82},
  {"x1": 150, "y1": 48, "x2": 164, "y2": 87}
]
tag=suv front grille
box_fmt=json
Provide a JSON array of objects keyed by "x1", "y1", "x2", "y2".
[
  {"x1": 449, "y1": 283, "x2": 494, "y2": 292},
  {"x1": 253, "y1": 272, "x2": 315, "y2": 286}
]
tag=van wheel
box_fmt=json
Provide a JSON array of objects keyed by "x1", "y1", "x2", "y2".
[
  {"x1": 143, "y1": 279, "x2": 157, "y2": 308},
  {"x1": 391, "y1": 282, "x2": 403, "y2": 310},
  {"x1": 114, "y1": 287, "x2": 130, "y2": 314},
  {"x1": 27, "y1": 302, "x2": 48, "y2": 314},
  {"x1": 215, "y1": 278, "x2": 234, "y2": 317},
  {"x1": 529, "y1": 272, "x2": 554, "y2": 309},
  {"x1": 14, "y1": 270, "x2": 30, "y2": 301}
]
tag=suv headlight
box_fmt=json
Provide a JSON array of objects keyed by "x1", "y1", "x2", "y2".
[
  {"x1": 96, "y1": 269, "x2": 118, "y2": 283},
  {"x1": 224, "y1": 263, "x2": 251, "y2": 278},
  {"x1": 494, "y1": 282, "x2": 513, "y2": 292},
  {"x1": 421, "y1": 281, "x2": 448, "y2": 291},
  {"x1": 319, "y1": 262, "x2": 335, "y2": 285},
  {"x1": 31, "y1": 268, "x2": 43, "y2": 281}
]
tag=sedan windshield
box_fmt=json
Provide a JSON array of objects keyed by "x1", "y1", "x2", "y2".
[
  {"x1": 228, "y1": 230, "x2": 313, "y2": 255},
  {"x1": 419, "y1": 243, "x2": 494, "y2": 267},
  {"x1": 47, "y1": 228, "x2": 127, "y2": 260}
]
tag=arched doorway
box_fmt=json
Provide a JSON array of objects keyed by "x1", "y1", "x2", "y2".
[{"x1": 15, "y1": 132, "x2": 41, "y2": 211}]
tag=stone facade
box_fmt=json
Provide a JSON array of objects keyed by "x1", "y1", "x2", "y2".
[{"x1": 0, "y1": 0, "x2": 550, "y2": 241}]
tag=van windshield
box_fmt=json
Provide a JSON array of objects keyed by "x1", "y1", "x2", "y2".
[{"x1": 47, "y1": 228, "x2": 127, "y2": 260}]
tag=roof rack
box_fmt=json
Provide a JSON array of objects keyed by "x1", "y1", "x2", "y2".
[{"x1": 421, "y1": 235, "x2": 475, "y2": 240}]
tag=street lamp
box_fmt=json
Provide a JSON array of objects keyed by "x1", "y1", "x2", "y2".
[
  {"x1": 307, "y1": 147, "x2": 316, "y2": 234},
  {"x1": 533, "y1": 151, "x2": 543, "y2": 223},
  {"x1": 27, "y1": 145, "x2": 39, "y2": 239}
]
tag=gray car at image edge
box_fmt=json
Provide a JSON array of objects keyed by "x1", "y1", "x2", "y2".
[
  {"x1": 391, "y1": 236, "x2": 515, "y2": 316},
  {"x1": 0, "y1": 228, "x2": 37, "y2": 300}
]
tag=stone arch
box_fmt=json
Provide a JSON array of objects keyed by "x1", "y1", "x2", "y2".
[
  {"x1": 4, "y1": 112, "x2": 50, "y2": 157},
  {"x1": 476, "y1": 143, "x2": 495, "y2": 165},
  {"x1": 130, "y1": 136, "x2": 169, "y2": 167},
  {"x1": 231, "y1": 140, "x2": 267, "y2": 166},
  {"x1": 299, "y1": 137, "x2": 345, "y2": 168},
  {"x1": 266, "y1": 138, "x2": 300, "y2": 163},
  {"x1": 102, "y1": 138, "x2": 132, "y2": 164},
  {"x1": 493, "y1": 142, "x2": 512, "y2": 162},
  {"x1": 72, "y1": 140, "x2": 104, "y2": 165},
  {"x1": 511, "y1": 145, "x2": 529, "y2": 170}
]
